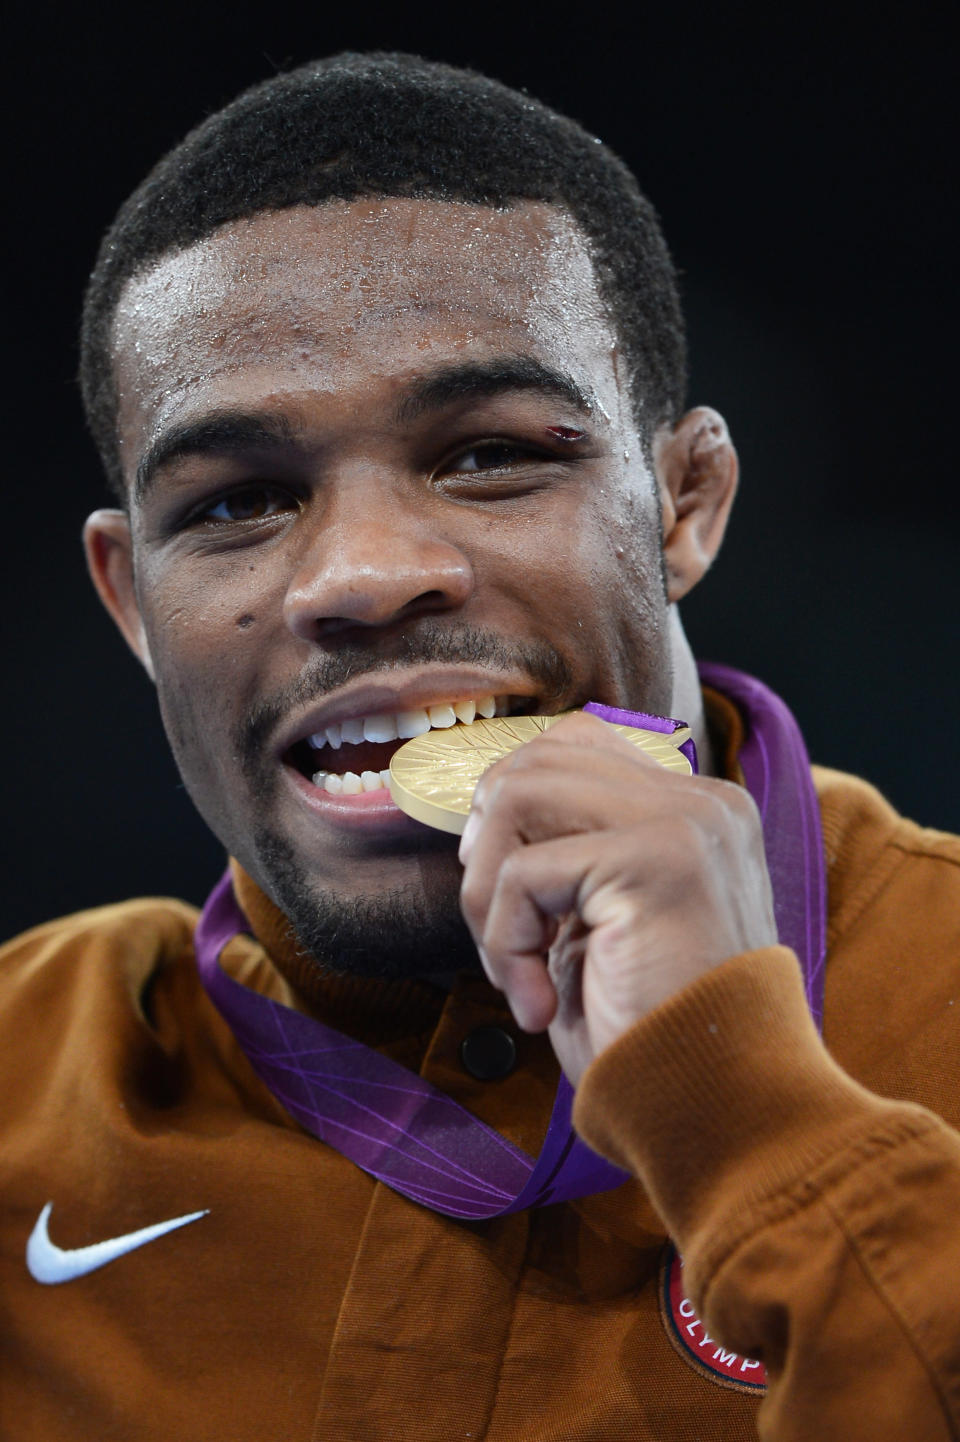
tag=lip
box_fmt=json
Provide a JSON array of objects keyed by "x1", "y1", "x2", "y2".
[
  {"x1": 283, "y1": 763, "x2": 433, "y2": 835},
  {"x1": 273, "y1": 665, "x2": 544, "y2": 758}
]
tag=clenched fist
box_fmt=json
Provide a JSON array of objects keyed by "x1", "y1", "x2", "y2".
[{"x1": 457, "y1": 711, "x2": 777, "y2": 1086}]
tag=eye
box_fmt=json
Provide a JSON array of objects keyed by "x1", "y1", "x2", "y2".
[
  {"x1": 200, "y1": 485, "x2": 296, "y2": 523},
  {"x1": 449, "y1": 441, "x2": 541, "y2": 473}
]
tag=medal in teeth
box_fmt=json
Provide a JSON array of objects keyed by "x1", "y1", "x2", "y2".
[
  {"x1": 388, "y1": 712, "x2": 694, "y2": 834},
  {"x1": 306, "y1": 696, "x2": 499, "y2": 795}
]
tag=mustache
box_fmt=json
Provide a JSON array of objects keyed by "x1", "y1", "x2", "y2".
[{"x1": 237, "y1": 622, "x2": 574, "y2": 769}]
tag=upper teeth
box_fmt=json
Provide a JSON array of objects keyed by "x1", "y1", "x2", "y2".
[{"x1": 307, "y1": 695, "x2": 500, "y2": 751}]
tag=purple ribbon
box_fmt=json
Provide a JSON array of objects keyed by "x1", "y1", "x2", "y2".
[
  {"x1": 695, "y1": 664, "x2": 826, "y2": 1028},
  {"x1": 195, "y1": 667, "x2": 825, "y2": 1217},
  {"x1": 582, "y1": 700, "x2": 699, "y2": 774}
]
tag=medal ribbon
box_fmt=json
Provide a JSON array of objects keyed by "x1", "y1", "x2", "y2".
[{"x1": 194, "y1": 667, "x2": 826, "y2": 1217}]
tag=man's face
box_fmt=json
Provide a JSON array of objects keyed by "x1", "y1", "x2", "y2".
[{"x1": 106, "y1": 199, "x2": 675, "y2": 977}]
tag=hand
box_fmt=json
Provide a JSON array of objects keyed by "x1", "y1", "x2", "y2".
[{"x1": 457, "y1": 711, "x2": 777, "y2": 1086}]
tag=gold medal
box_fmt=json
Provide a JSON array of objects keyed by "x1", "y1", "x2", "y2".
[{"x1": 388, "y1": 712, "x2": 693, "y2": 834}]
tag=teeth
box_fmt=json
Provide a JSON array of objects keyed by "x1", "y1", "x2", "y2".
[
  {"x1": 427, "y1": 703, "x2": 457, "y2": 728},
  {"x1": 363, "y1": 714, "x2": 399, "y2": 743},
  {"x1": 397, "y1": 708, "x2": 431, "y2": 739},
  {"x1": 305, "y1": 693, "x2": 505, "y2": 755},
  {"x1": 312, "y1": 769, "x2": 393, "y2": 794}
]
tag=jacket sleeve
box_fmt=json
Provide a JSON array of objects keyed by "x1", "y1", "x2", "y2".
[{"x1": 572, "y1": 948, "x2": 960, "y2": 1441}]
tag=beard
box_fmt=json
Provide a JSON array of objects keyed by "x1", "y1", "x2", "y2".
[{"x1": 252, "y1": 825, "x2": 482, "y2": 982}]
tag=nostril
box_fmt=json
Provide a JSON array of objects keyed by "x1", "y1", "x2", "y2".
[{"x1": 408, "y1": 589, "x2": 449, "y2": 610}]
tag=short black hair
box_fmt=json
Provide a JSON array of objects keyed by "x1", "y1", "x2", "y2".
[{"x1": 80, "y1": 52, "x2": 686, "y2": 499}]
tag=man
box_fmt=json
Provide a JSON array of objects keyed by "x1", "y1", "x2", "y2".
[{"x1": 1, "y1": 51, "x2": 957, "y2": 1441}]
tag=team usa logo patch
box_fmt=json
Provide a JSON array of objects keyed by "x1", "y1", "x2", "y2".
[{"x1": 659, "y1": 1243, "x2": 767, "y2": 1394}]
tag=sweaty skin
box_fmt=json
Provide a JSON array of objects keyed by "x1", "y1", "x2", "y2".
[{"x1": 84, "y1": 197, "x2": 771, "y2": 1063}]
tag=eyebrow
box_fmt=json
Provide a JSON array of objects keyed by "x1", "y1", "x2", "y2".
[
  {"x1": 135, "y1": 412, "x2": 297, "y2": 504},
  {"x1": 393, "y1": 355, "x2": 595, "y2": 424},
  {"x1": 134, "y1": 355, "x2": 594, "y2": 502}
]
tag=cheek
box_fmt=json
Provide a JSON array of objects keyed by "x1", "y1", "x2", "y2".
[
  {"x1": 150, "y1": 638, "x2": 228, "y2": 775},
  {"x1": 462, "y1": 487, "x2": 669, "y2": 704},
  {"x1": 146, "y1": 640, "x2": 260, "y2": 849},
  {"x1": 464, "y1": 481, "x2": 662, "y2": 618},
  {"x1": 139, "y1": 552, "x2": 272, "y2": 633},
  {"x1": 596, "y1": 483, "x2": 666, "y2": 598},
  {"x1": 137, "y1": 551, "x2": 281, "y2": 683},
  {"x1": 135, "y1": 571, "x2": 258, "y2": 782},
  {"x1": 576, "y1": 486, "x2": 673, "y2": 703},
  {"x1": 550, "y1": 484, "x2": 665, "y2": 622}
]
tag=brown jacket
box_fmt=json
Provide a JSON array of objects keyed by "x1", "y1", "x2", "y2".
[{"x1": 1, "y1": 766, "x2": 958, "y2": 1440}]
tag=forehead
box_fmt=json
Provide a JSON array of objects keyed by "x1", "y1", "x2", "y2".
[{"x1": 111, "y1": 198, "x2": 622, "y2": 480}]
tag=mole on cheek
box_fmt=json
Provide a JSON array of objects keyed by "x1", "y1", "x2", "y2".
[{"x1": 236, "y1": 614, "x2": 256, "y2": 629}]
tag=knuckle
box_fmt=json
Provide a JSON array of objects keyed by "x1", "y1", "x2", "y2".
[
  {"x1": 548, "y1": 710, "x2": 604, "y2": 738},
  {"x1": 497, "y1": 848, "x2": 529, "y2": 896},
  {"x1": 690, "y1": 778, "x2": 756, "y2": 842},
  {"x1": 458, "y1": 872, "x2": 488, "y2": 929},
  {"x1": 708, "y1": 775, "x2": 758, "y2": 822},
  {"x1": 724, "y1": 779, "x2": 760, "y2": 826}
]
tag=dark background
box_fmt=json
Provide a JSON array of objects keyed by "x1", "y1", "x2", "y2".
[{"x1": 6, "y1": 4, "x2": 957, "y2": 938}]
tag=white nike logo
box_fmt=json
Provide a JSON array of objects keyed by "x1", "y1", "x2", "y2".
[{"x1": 26, "y1": 1202, "x2": 209, "y2": 1285}]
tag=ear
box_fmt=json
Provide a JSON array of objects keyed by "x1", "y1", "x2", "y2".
[
  {"x1": 652, "y1": 406, "x2": 738, "y2": 603},
  {"x1": 83, "y1": 509, "x2": 155, "y2": 680}
]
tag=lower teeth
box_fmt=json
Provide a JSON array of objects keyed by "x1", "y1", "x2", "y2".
[{"x1": 312, "y1": 768, "x2": 392, "y2": 795}]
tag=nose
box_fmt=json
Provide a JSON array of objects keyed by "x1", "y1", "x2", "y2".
[{"x1": 283, "y1": 477, "x2": 475, "y2": 640}]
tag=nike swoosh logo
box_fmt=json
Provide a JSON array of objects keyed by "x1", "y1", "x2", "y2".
[{"x1": 26, "y1": 1202, "x2": 209, "y2": 1285}]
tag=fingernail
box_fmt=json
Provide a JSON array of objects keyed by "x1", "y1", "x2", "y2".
[{"x1": 458, "y1": 809, "x2": 480, "y2": 862}]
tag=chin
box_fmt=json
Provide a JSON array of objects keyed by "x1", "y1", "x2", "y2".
[{"x1": 251, "y1": 826, "x2": 480, "y2": 982}]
